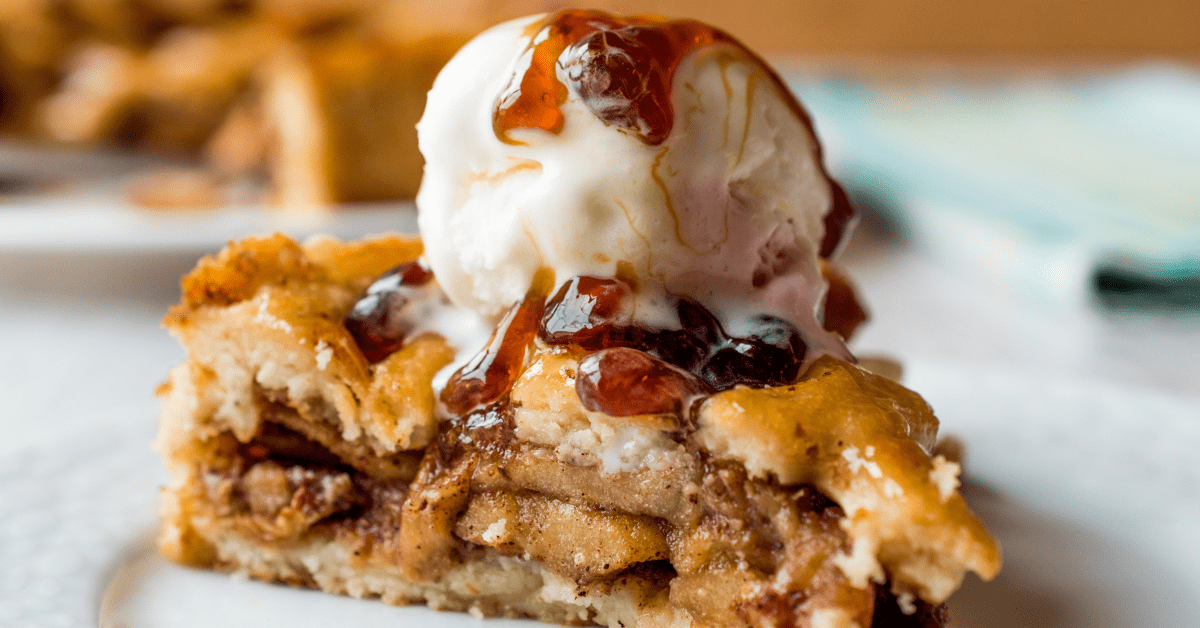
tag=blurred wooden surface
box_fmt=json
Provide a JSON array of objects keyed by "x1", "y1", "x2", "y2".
[{"x1": 497, "y1": 0, "x2": 1200, "y2": 56}]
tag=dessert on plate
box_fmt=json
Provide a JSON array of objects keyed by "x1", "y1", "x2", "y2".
[{"x1": 156, "y1": 10, "x2": 1000, "y2": 627}]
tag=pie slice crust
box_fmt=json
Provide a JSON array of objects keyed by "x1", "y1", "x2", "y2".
[{"x1": 157, "y1": 234, "x2": 999, "y2": 628}]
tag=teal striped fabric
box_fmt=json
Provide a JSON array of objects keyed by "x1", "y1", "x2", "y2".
[{"x1": 786, "y1": 63, "x2": 1200, "y2": 309}]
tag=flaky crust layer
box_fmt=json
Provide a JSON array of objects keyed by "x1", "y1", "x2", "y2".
[
  {"x1": 163, "y1": 233, "x2": 450, "y2": 455},
  {"x1": 157, "y1": 234, "x2": 997, "y2": 628},
  {"x1": 697, "y1": 359, "x2": 1000, "y2": 602}
]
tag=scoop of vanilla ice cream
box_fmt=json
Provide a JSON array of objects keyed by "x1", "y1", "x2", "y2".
[{"x1": 416, "y1": 15, "x2": 850, "y2": 358}]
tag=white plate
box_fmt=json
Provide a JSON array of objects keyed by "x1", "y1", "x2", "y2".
[
  {"x1": 0, "y1": 199, "x2": 417, "y2": 254},
  {"x1": 3, "y1": 361, "x2": 1198, "y2": 628},
  {"x1": 907, "y1": 360, "x2": 1200, "y2": 627},
  {"x1": 0, "y1": 144, "x2": 418, "y2": 254}
]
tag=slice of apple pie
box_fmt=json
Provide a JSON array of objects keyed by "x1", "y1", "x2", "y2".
[{"x1": 156, "y1": 10, "x2": 999, "y2": 628}]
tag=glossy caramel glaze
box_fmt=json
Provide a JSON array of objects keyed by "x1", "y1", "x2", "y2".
[
  {"x1": 576, "y1": 347, "x2": 712, "y2": 417},
  {"x1": 492, "y1": 9, "x2": 854, "y2": 256},
  {"x1": 440, "y1": 268, "x2": 554, "y2": 415},
  {"x1": 540, "y1": 275, "x2": 809, "y2": 392},
  {"x1": 820, "y1": 260, "x2": 868, "y2": 341},
  {"x1": 344, "y1": 259, "x2": 435, "y2": 363}
]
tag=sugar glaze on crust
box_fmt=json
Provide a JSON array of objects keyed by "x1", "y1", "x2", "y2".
[{"x1": 157, "y1": 233, "x2": 998, "y2": 628}]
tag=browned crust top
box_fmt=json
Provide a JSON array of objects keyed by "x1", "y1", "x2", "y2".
[{"x1": 169, "y1": 232, "x2": 422, "y2": 319}]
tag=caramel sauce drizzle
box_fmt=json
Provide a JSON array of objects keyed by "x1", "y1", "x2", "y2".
[
  {"x1": 466, "y1": 158, "x2": 543, "y2": 186},
  {"x1": 441, "y1": 268, "x2": 555, "y2": 415},
  {"x1": 492, "y1": 9, "x2": 854, "y2": 257},
  {"x1": 494, "y1": 10, "x2": 733, "y2": 147}
]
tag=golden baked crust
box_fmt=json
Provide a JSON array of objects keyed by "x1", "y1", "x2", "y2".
[
  {"x1": 697, "y1": 358, "x2": 1000, "y2": 603},
  {"x1": 157, "y1": 234, "x2": 997, "y2": 628},
  {"x1": 163, "y1": 233, "x2": 447, "y2": 454}
]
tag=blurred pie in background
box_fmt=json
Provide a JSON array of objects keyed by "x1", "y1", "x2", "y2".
[{"x1": 0, "y1": 0, "x2": 557, "y2": 210}]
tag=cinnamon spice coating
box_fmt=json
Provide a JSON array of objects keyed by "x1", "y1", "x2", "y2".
[{"x1": 157, "y1": 234, "x2": 998, "y2": 628}]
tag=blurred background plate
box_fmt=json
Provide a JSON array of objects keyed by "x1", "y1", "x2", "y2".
[
  {"x1": 0, "y1": 143, "x2": 416, "y2": 254},
  {"x1": 0, "y1": 198, "x2": 415, "y2": 254},
  {"x1": 0, "y1": 143, "x2": 417, "y2": 300}
]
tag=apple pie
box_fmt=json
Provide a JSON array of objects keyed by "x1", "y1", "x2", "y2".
[{"x1": 156, "y1": 10, "x2": 999, "y2": 628}]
